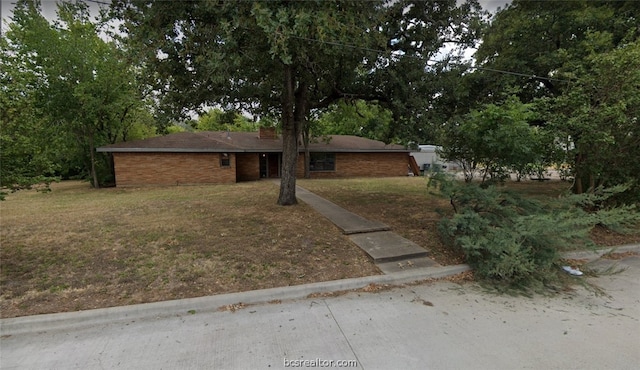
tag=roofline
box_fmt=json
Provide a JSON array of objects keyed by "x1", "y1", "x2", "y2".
[
  {"x1": 97, "y1": 148, "x2": 409, "y2": 153},
  {"x1": 96, "y1": 148, "x2": 282, "y2": 153},
  {"x1": 305, "y1": 149, "x2": 409, "y2": 153}
]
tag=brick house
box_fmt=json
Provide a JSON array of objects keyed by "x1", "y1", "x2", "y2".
[{"x1": 96, "y1": 127, "x2": 411, "y2": 187}]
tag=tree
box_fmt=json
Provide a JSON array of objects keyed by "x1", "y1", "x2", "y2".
[
  {"x1": 0, "y1": 33, "x2": 58, "y2": 199},
  {"x1": 4, "y1": 0, "x2": 154, "y2": 188},
  {"x1": 314, "y1": 100, "x2": 393, "y2": 142},
  {"x1": 474, "y1": 0, "x2": 639, "y2": 102},
  {"x1": 113, "y1": 0, "x2": 483, "y2": 205},
  {"x1": 438, "y1": 97, "x2": 541, "y2": 183},
  {"x1": 468, "y1": 0, "x2": 640, "y2": 200},
  {"x1": 548, "y1": 38, "x2": 640, "y2": 198},
  {"x1": 195, "y1": 109, "x2": 257, "y2": 132}
]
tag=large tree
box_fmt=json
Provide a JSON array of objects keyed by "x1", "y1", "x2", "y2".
[
  {"x1": 4, "y1": 0, "x2": 153, "y2": 188},
  {"x1": 314, "y1": 100, "x2": 394, "y2": 142},
  {"x1": 549, "y1": 38, "x2": 640, "y2": 198},
  {"x1": 455, "y1": 0, "x2": 640, "y2": 198},
  {"x1": 0, "y1": 31, "x2": 58, "y2": 198},
  {"x1": 113, "y1": 0, "x2": 483, "y2": 205},
  {"x1": 474, "y1": 0, "x2": 639, "y2": 102}
]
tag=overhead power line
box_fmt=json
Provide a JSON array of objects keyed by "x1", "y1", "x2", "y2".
[
  {"x1": 289, "y1": 35, "x2": 574, "y2": 84},
  {"x1": 290, "y1": 35, "x2": 393, "y2": 58},
  {"x1": 84, "y1": 0, "x2": 111, "y2": 5},
  {"x1": 470, "y1": 66, "x2": 573, "y2": 83}
]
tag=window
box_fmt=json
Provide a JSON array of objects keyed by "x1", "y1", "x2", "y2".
[
  {"x1": 310, "y1": 153, "x2": 335, "y2": 171},
  {"x1": 220, "y1": 153, "x2": 231, "y2": 167}
]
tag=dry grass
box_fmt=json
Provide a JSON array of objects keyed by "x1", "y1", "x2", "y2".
[
  {"x1": 298, "y1": 177, "x2": 640, "y2": 260},
  {"x1": 1, "y1": 181, "x2": 379, "y2": 318},
  {"x1": 298, "y1": 177, "x2": 461, "y2": 265},
  {"x1": 2, "y1": 177, "x2": 637, "y2": 318}
]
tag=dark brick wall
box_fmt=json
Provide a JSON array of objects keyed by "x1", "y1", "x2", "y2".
[
  {"x1": 296, "y1": 152, "x2": 409, "y2": 178},
  {"x1": 113, "y1": 152, "x2": 236, "y2": 187},
  {"x1": 236, "y1": 153, "x2": 261, "y2": 181},
  {"x1": 113, "y1": 151, "x2": 409, "y2": 186}
]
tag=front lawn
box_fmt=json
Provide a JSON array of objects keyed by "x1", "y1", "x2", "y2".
[
  {"x1": 1, "y1": 181, "x2": 377, "y2": 318},
  {"x1": 2, "y1": 177, "x2": 637, "y2": 317}
]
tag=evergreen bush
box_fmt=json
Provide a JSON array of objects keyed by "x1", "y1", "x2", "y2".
[{"x1": 429, "y1": 172, "x2": 639, "y2": 290}]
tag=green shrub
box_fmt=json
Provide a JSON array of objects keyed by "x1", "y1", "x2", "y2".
[{"x1": 429, "y1": 172, "x2": 639, "y2": 290}]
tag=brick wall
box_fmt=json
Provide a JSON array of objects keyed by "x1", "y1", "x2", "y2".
[
  {"x1": 259, "y1": 126, "x2": 277, "y2": 139},
  {"x1": 296, "y1": 152, "x2": 409, "y2": 179},
  {"x1": 236, "y1": 153, "x2": 261, "y2": 181},
  {"x1": 113, "y1": 152, "x2": 236, "y2": 187},
  {"x1": 113, "y1": 151, "x2": 409, "y2": 186}
]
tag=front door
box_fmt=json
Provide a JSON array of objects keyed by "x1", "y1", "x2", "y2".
[
  {"x1": 259, "y1": 153, "x2": 280, "y2": 178},
  {"x1": 267, "y1": 153, "x2": 280, "y2": 178}
]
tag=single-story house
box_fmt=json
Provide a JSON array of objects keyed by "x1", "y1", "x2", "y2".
[{"x1": 96, "y1": 127, "x2": 411, "y2": 187}]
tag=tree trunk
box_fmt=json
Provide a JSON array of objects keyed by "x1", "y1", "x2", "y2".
[
  {"x1": 278, "y1": 64, "x2": 298, "y2": 205},
  {"x1": 573, "y1": 152, "x2": 584, "y2": 194},
  {"x1": 304, "y1": 149, "x2": 310, "y2": 178},
  {"x1": 108, "y1": 152, "x2": 116, "y2": 186},
  {"x1": 574, "y1": 175, "x2": 583, "y2": 194},
  {"x1": 302, "y1": 125, "x2": 311, "y2": 179},
  {"x1": 588, "y1": 174, "x2": 596, "y2": 193},
  {"x1": 88, "y1": 131, "x2": 99, "y2": 189},
  {"x1": 294, "y1": 82, "x2": 309, "y2": 178}
]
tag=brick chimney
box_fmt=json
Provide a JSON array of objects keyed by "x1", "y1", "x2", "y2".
[{"x1": 259, "y1": 126, "x2": 277, "y2": 139}]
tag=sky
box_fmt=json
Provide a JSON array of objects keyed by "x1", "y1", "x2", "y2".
[
  {"x1": 1, "y1": 0, "x2": 107, "y2": 33},
  {"x1": 479, "y1": 0, "x2": 511, "y2": 13}
]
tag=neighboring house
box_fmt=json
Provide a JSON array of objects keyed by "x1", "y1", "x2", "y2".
[{"x1": 96, "y1": 127, "x2": 411, "y2": 187}]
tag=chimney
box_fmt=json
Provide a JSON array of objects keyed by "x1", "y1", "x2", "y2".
[{"x1": 259, "y1": 126, "x2": 277, "y2": 139}]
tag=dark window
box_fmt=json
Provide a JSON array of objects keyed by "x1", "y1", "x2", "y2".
[
  {"x1": 220, "y1": 153, "x2": 231, "y2": 167},
  {"x1": 310, "y1": 153, "x2": 335, "y2": 171}
]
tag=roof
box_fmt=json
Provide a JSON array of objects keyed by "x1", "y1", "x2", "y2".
[{"x1": 96, "y1": 131, "x2": 409, "y2": 153}]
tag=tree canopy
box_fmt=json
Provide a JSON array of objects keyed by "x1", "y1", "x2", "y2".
[
  {"x1": 548, "y1": 38, "x2": 640, "y2": 197},
  {"x1": 113, "y1": 0, "x2": 484, "y2": 204},
  {"x1": 314, "y1": 100, "x2": 393, "y2": 143},
  {"x1": 2, "y1": 0, "x2": 156, "y2": 191},
  {"x1": 194, "y1": 109, "x2": 258, "y2": 132},
  {"x1": 436, "y1": 0, "x2": 640, "y2": 200},
  {"x1": 474, "y1": 0, "x2": 639, "y2": 101}
]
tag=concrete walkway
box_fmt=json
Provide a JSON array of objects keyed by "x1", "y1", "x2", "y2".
[
  {"x1": 2, "y1": 246, "x2": 638, "y2": 370},
  {"x1": 295, "y1": 186, "x2": 390, "y2": 235},
  {"x1": 295, "y1": 185, "x2": 439, "y2": 274}
]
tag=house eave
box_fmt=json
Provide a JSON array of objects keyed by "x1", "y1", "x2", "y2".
[
  {"x1": 307, "y1": 149, "x2": 409, "y2": 153},
  {"x1": 96, "y1": 148, "x2": 282, "y2": 153},
  {"x1": 98, "y1": 148, "x2": 409, "y2": 153}
]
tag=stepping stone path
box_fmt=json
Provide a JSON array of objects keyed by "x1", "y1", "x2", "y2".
[{"x1": 295, "y1": 185, "x2": 440, "y2": 274}]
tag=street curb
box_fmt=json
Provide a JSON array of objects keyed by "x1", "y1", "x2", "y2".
[
  {"x1": 3, "y1": 244, "x2": 637, "y2": 336},
  {"x1": 0, "y1": 264, "x2": 471, "y2": 336},
  {"x1": 562, "y1": 243, "x2": 640, "y2": 262}
]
